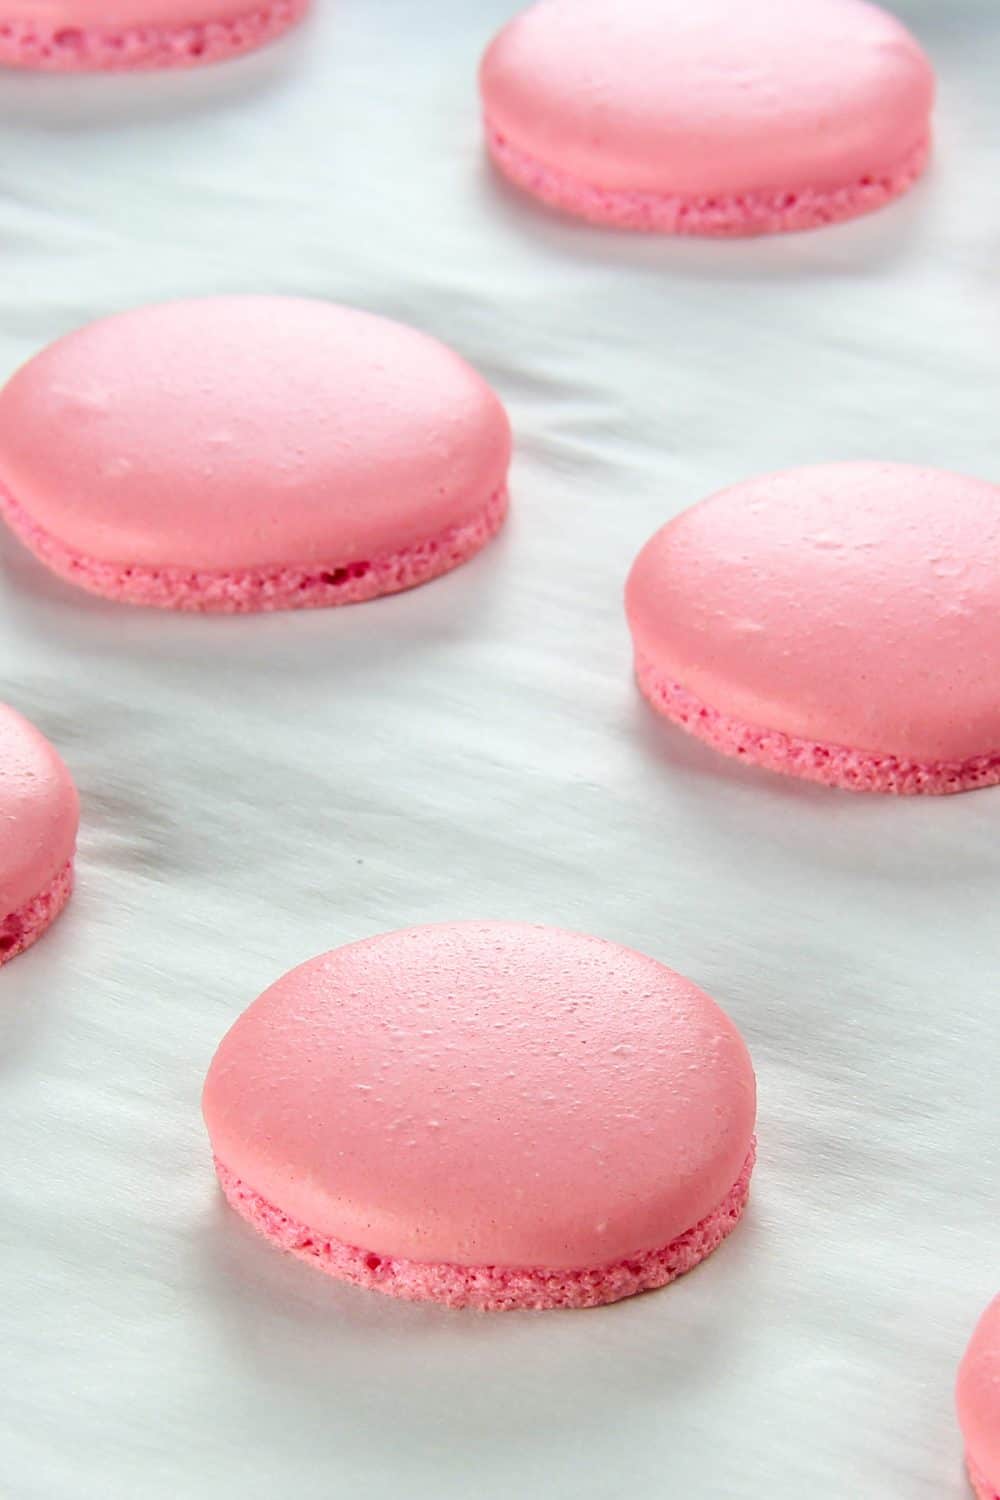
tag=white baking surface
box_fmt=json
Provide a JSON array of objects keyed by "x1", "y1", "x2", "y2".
[{"x1": 0, "y1": 3, "x2": 996, "y2": 1496}]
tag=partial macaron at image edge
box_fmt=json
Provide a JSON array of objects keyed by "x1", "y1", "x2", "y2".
[
  {"x1": 0, "y1": 705, "x2": 78, "y2": 965},
  {"x1": 625, "y1": 463, "x2": 1000, "y2": 795},
  {"x1": 957, "y1": 1296, "x2": 1000, "y2": 1500},
  {"x1": 0, "y1": 0, "x2": 308, "y2": 72}
]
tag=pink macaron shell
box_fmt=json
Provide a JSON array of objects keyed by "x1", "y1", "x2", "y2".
[
  {"x1": 213, "y1": 1140, "x2": 755, "y2": 1311},
  {"x1": 626, "y1": 464, "x2": 1000, "y2": 783},
  {"x1": 0, "y1": 298, "x2": 511, "y2": 602},
  {"x1": 203, "y1": 923, "x2": 756, "y2": 1287},
  {"x1": 968, "y1": 1464, "x2": 998, "y2": 1500},
  {"x1": 0, "y1": 705, "x2": 78, "y2": 959},
  {"x1": 958, "y1": 1297, "x2": 1000, "y2": 1500},
  {"x1": 0, "y1": 481, "x2": 509, "y2": 614},
  {"x1": 480, "y1": 0, "x2": 933, "y2": 232},
  {"x1": 484, "y1": 126, "x2": 929, "y2": 239},
  {"x1": 9, "y1": 0, "x2": 278, "y2": 22},
  {"x1": 0, "y1": 0, "x2": 305, "y2": 70},
  {"x1": 1, "y1": 859, "x2": 74, "y2": 966}
]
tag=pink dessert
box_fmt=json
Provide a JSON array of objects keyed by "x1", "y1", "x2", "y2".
[
  {"x1": 203, "y1": 922, "x2": 757, "y2": 1310},
  {"x1": 958, "y1": 1297, "x2": 1000, "y2": 1500},
  {"x1": 0, "y1": 298, "x2": 511, "y2": 613},
  {"x1": 626, "y1": 463, "x2": 1000, "y2": 795},
  {"x1": 480, "y1": 0, "x2": 934, "y2": 236},
  {"x1": 0, "y1": 705, "x2": 78, "y2": 965},
  {"x1": 0, "y1": 0, "x2": 307, "y2": 71}
]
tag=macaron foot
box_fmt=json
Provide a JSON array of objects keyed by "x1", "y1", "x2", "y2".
[
  {"x1": 635, "y1": 653, "x2": 1000, "y2": 797},
  {"x1": 0, "y1": 859, "x2": 73, "y2": 967},
  {"x1": 486, "y1": 123, "x2": 929, "y2": 237},
  {"x1": 0, "y1": 482, "x2": 508, "y2": 614},
  {"x1": 0, "y1": 0, "x2": 306, "y2": 72},
  {"x1": 214, "y1": 1142, "x2": 755, "y2": 1311}
]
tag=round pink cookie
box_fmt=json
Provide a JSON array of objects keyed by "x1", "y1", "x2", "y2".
[
  {"x1": 0, "y1": 0, "x2": 307, "y2": 71},
  {"x1": 203, "y1": 922, "x2": 757, "y2": 1310},
  {"x1": 0, "y1": 704, "x2": 78, "y2": 965},
  {"x1": 958, "y1": 1297, "x2": 1000, "y2": 1500},
  {"x1": 626, "y1": 463, "x2": 1000, "y2": 796},
  {"x1": 0, "y1": 298, "x2": 511, "y2": 613},
  {"x1": 480, "y1": 0, "x2": 934, "y2": 236}
]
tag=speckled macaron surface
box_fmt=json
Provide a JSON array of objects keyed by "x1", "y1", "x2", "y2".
[
  {"x1": 0, "y1": 297, "x2": 511, "y2": 613},
  {"x1": 480, "y1": 0, "x2": 934, "y2": 235},
  {"x1": 0, "y1": 0, "x2": 307, "y2": 71},
  {"x1": 203, "y1": 922, "x2": 757, "y2": 1310},
  {"x1": 626, "y1": 463, "x2": 1000, "y2": 795},
  {"x1": 0, "y1": 705, "x2": 78, "y2": 965},
  {"x1": 958, "y1": 1297, "x2": 1000, "y2": 1500}
]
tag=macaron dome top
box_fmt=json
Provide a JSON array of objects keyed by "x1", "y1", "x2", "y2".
[{"x1": 0, "y1": 297, "x2": 511, "y2": 611}]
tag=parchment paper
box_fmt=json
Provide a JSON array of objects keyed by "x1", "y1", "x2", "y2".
[{"x1": 0, "y1": 3, "x2": 996, "y2": 1495}]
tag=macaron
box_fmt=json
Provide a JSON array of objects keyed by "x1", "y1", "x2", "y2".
[
  {"x1": 203, "y1": 922, "x2": 757, "y2": 1311},
  {"x1": 0, "y1": 0, "x2": 307, "y2": 71},
  {"x1": 0, "y1": 705, "x2": 78, "y2": 965},
  {"x1": 625, "y1": 463, "x2": 1000, "y2": 796},
  {"x1": 0, "y1": 297, "x2": 511, "y2": 613},
  {"x1": 958, "y1": 1297, "x2": 1000, "y2": 1500},
  {"x1": 480, "y1": 0, "x2": 934, "y2": 236}
]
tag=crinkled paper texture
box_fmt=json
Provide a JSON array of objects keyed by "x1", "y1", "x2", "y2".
[{"x1": 0, "y1": 2, "x2": 996, "y2": 1497}]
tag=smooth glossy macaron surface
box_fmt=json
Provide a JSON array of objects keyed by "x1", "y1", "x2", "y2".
[
  {"x1": 0, "y1": 704, "x2": 78, "y2": 920},
  {"x1": 627, "y1": 463, "x2": 1000, "y2": 769},
  {"x1": 958, "y1": 1297, "x2": 1000, "y2": 1500},
  {"x1": 0, "y1": 297, "x2": 511, "y2": 574},
  {"x1": 481, "y1": 0, "x2": 934, "y2": 199},
  {"x1": 203, "y1": 922, "x2": 756, "y2": 1270}
]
